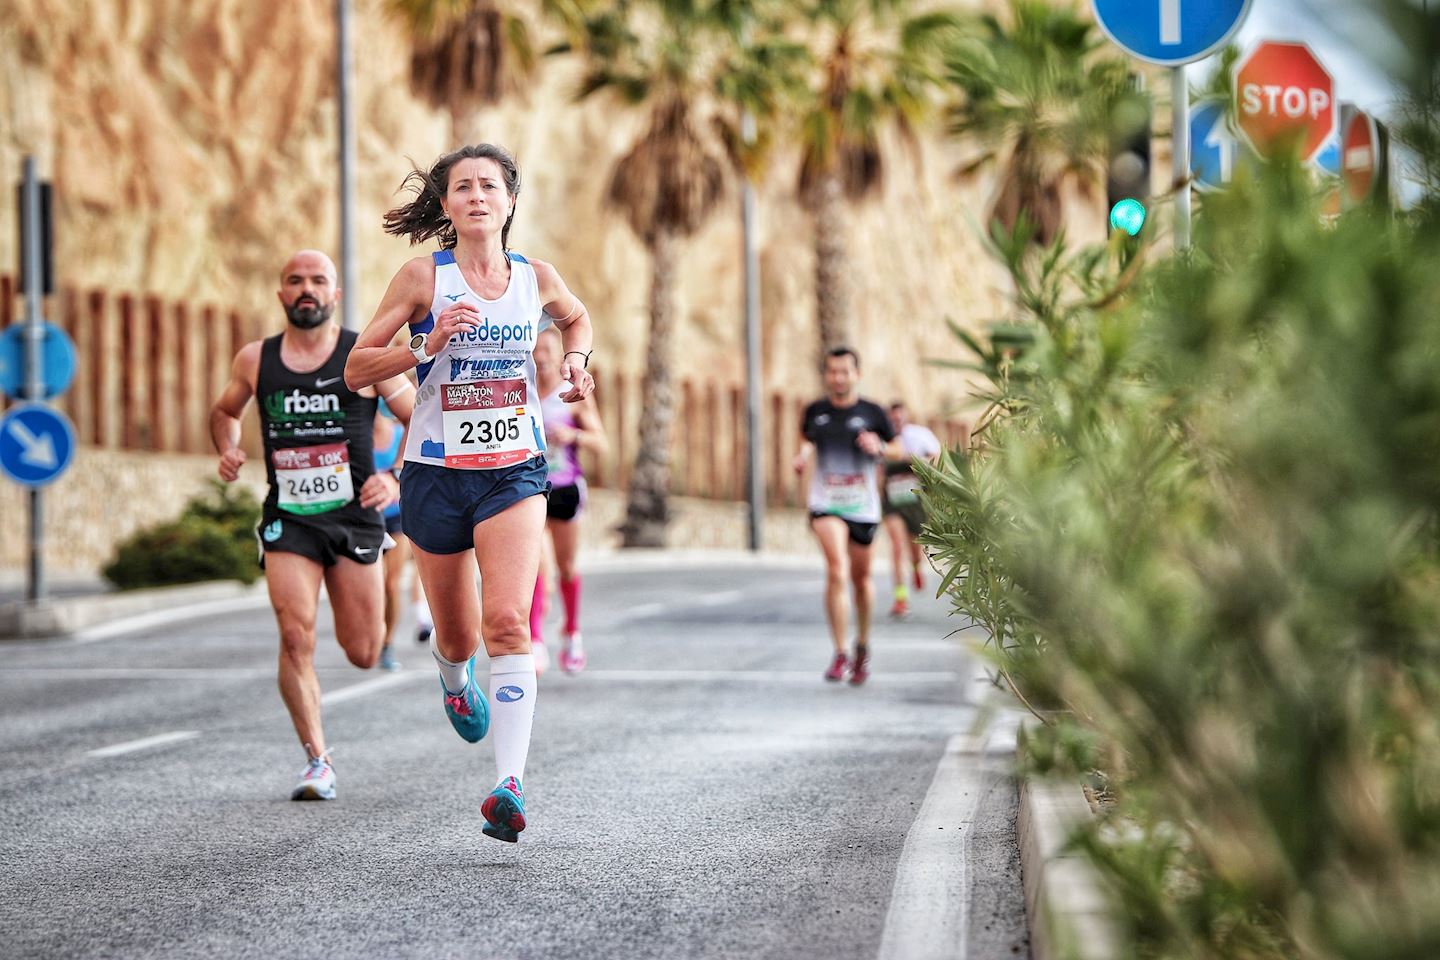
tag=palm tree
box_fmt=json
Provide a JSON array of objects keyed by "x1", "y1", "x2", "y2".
[
  {"x1": 792, "y1": 0, "x2": 958, "y2": 353},
  {"x1": 387, "y1": 0, "x2": 540, "y2": 142},
  {"x1": 944, "y1": 0, "x2": 1128, "y2": 246},
  {"x1": 560, "y1": 0, "x2": 779, "y2": 547}
]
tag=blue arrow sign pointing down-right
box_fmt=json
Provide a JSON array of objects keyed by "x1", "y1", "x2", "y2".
[{"x1": 0, "y1": 404, "x2": 75, "y2": 487}]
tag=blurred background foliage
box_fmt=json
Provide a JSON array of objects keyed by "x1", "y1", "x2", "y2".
[
  {"x1": 104, "y1": 482, "x2": 262, "y2": 590},
  {"x1": 921, "y1": 1, "x2": 1440, "y2": 956}
]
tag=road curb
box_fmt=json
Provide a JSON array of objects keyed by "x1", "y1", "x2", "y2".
[
  {"x1": 0, "y1": 580, "x2": 266, "y2": 641},
  {"x1": 1019, "y1": 774, "x2": 1123, "y2": 960}
]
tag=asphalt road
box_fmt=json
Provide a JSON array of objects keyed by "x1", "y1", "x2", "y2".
[{"x1": 0, "y1": 557, "x2": 1029, "y2": 960}]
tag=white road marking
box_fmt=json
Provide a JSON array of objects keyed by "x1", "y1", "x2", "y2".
[
  {"x1": 320, "y1": 671, "x2": 425, "y2": 705},
  {"x1": 0, "y1": 668, "x2": 274, "y2": 680},
  {"x1": 69, "y1": 595, "x2": 275, "y2": 645},
  {"x1": 87, "y1": 730, "x2": 201, "y2": 759},
  {"x1": 876, "y1": 734, "x2": 995, "y2": 960},
  {"x1": 582, "y1": 669, "x2": 961, "y2": 683},
  {"x1": 695, "y1": 589, "x2": 745, "y2": 606}
]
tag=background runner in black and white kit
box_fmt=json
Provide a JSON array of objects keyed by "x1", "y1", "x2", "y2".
[{"x1": 795, "y1": 347, "x2": 901, "y2": 688}]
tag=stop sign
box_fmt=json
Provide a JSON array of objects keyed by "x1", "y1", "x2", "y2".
[
  {"x1": 1342, "y1": 110, "x2": 1378, "y2": 204},
  {"x1": 1234, "y1": 41, "x2": 1335, "y2": 162}
]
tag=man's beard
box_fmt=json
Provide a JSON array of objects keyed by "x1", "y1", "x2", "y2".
[{"x1": 286, "y1": 298, "x2": 333, "y2": 329}]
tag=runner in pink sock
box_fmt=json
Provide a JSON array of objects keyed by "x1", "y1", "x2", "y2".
[
  {"x1": 534, "y1": 328, "x2": 607, "y2": 674},
  {"x1": 529, "y1": 568, "x2": 549, "y2": 675}
]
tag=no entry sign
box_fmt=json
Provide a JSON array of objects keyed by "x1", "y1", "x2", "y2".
[
  {"x1": 1235, "y1": 41, "x2": 1335, "y2": 162},
  {"x1": 1342, "y1": 110, "x2": 1380, "y2": 204}
]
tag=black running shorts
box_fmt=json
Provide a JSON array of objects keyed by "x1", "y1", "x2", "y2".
[
  {"x1": 810, "y1": 511, "x2": 879, "y2": 547},
  {"x1": 256, "y1": 511, "x2": 385, "y2": 568},
  {"x1": 547, "y1": 483, "x2": 584, "y2": 522}
]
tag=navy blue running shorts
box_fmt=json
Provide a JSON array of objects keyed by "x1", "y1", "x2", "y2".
[{"x1": 400, "y1": 457, "x2": 550, "y2": 555}]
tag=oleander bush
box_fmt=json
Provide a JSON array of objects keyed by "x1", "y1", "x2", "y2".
[
  {"x1": 921, "y1": 100, "x2": 1440, "y2": 960},
  {"x1": 103, "y1": 481, "x2": 262, "y2": 589}
]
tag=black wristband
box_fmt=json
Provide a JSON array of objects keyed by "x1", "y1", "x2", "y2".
[{"x1": 564, "y1": 350, "x2": 592, "y2": 369}]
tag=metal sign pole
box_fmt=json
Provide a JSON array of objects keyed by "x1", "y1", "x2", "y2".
[
  {"x1": 741, "y1": 110, "x2": 764, "y2": 553},
  {"x1": 337, "y1": 0, "x2": 358, "y2": 329},
  {"x1": 20, "y1": 156, "x2": 46, "y2": 602},
  {"x1": 1172, "y1": 65, "x2": 1191, "y2": 250}
]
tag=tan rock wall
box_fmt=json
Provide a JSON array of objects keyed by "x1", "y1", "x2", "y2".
[{"x1": 0, "y1": 0, "x2": 1034, "y2": 420}]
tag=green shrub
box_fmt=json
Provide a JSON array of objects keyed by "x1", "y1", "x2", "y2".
[
  {"x1": 103, "y1": 481, "x2": 262, "y2": 590},
  {"x1": 922, "y1": 128, "x2": 1440, "y2": 960}
]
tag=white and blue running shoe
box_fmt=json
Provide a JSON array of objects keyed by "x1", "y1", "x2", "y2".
[{"x1": 291, "y1": 753, "x2": 336, "y2": 801}]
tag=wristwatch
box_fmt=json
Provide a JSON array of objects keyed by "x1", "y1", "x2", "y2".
[{"x1": 409, "y1": 333, "x2": 432, "y2": 363}]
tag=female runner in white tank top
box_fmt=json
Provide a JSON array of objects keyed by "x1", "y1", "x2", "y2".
[{"x1": 344, "y1": 144, "x2": 596, "y2": 844}]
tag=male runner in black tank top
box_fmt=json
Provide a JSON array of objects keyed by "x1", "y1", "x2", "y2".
[{"x1": 209, "y1": 250, "x2": 417, "y2": 802}]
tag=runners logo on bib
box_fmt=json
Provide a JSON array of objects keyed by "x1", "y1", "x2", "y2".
[{"x1": 496, "y1": 685, "x2": 526, "y2": 703}]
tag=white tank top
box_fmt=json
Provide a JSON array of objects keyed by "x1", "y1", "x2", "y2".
[{"x1": 403, "y1": 249, "x2": 552, "y2": 469}]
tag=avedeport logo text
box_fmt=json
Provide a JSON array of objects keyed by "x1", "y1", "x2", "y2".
[{"x1": 451, "y1": 319, "x2": 533, "y2": 350}]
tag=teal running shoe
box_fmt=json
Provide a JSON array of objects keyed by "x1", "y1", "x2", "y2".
[
  {"x1": 441, "y1": 658, "x2": 489, "y2": 743},
  {"x1": 481, "y1": 776, "x2": 526, "y2": 843},
  {"x1": 378, "y1": 644, "x2": 401, "y2": 672}
]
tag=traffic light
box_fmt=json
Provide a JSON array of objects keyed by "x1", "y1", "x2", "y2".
[{"x1": 1107, "y1": 75, "x2": 1152, "y2": 231}]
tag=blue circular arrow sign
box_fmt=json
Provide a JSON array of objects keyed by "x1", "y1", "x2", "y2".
[
  {"x1": 0, "y1": 323, "x2": 77, "y2": 402},
  {"x1": 0, "y1": 404, "x2": 75, "y2": 487},
  {"x1": 1092, "y1": 0, "x2": 1253, "y2": 66},
  {"x1": 1190, "y1": 99, "x2": 1238, "y2": 191}
]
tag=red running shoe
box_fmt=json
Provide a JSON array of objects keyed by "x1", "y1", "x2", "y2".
[
  {"x1": 889, "y1": 598, "x2": 910, "y2": 620},
  {"x1": 913, "y1": 568, "x2": 924, "y2": 592},
  {"x1": 849, "y1": 647, "x2": 870, "y2": 686},
  {"x1": 824, "y1": 652, "x2": 849, "y2": 682}
]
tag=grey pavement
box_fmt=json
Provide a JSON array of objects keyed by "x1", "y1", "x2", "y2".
[{"x1": 0, "y1": 558, "x2": 1029, "y2": 960}]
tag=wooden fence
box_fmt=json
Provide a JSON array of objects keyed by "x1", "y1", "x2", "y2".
[{"x1": 1, "y1": 276, "x2": 968, "y2": 508}]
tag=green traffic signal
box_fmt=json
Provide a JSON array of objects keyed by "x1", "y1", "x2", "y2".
[{"x1": 1110, "y1": 198, "x2": 1147, "y2": 237}]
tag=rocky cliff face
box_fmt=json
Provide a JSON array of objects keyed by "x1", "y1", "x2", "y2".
[{"x1": 0, "y1": 0, "x2": 1076, "y2": 417}]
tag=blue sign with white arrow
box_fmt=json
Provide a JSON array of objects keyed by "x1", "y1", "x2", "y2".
[
  {"x1": 0, "y1": 404, "x2": 75, "y2": 487},
  {"x1": 1092, "y1": 0, "x2": 1254, "y2": 66},
  {"x1": 1313, "y1": 136, "x2": 1341, "y2": 176},
  {"x1": 0, "y1": 322, "x2": 77, "y2": 402},
  {"x1": 1190, "y1": 99, "x2": 1238, "y2": 191}
]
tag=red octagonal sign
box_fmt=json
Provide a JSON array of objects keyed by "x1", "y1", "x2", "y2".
[{"x1": 1234, "y1": 41, "x2": 1335, "y2": 162}]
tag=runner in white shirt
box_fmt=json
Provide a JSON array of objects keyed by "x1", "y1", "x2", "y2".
[
  {"x1": 344, "y1": 144, "x2": 596, "y2": 843},
  {"x1": 880, "y1": 402, "x2": 942, "y2": 619}
]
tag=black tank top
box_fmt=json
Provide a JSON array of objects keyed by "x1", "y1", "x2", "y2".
[{"x1": 255, "y1": 328, "x2": 378, "y2": 521}]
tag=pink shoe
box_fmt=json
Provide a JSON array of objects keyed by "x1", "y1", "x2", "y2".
[
  {"x1": 558, "y1": 633, "x2": 587, "y2": 674},
  {"x1": 824, "y1": 652, "x2": 849, "y2": 682}
]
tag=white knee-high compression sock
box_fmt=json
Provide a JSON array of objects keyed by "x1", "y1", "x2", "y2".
[{"x1": 488, "y1": 653, "x2": 537, "y2": 785}]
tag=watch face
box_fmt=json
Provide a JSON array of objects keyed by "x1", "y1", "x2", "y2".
[{"x1": 410, "y1": 334, "x2": 426, "y2": 349}]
